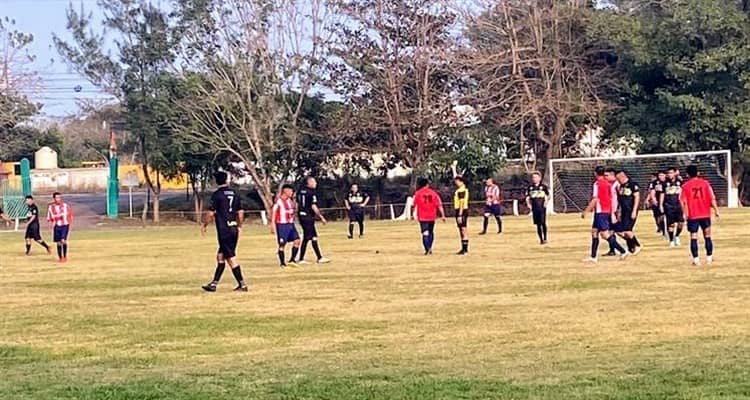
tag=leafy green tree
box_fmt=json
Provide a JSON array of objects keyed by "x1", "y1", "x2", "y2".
[
  {"x1": 54, "y1": 1, "x2": 185, "y2": 222},
  {"x1": 594, "y1": 0, "x2": 750, "y2": 201}
]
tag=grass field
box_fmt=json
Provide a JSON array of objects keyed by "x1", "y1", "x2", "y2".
[{"x1": 1, "y1": 210, "x2": 750, "y2": 399}]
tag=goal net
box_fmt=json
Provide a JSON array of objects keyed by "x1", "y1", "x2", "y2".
[{"x1": 548, "y1": 150, "x2": 734, "y2": 214}]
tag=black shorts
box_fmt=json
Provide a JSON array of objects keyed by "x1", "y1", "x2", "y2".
[
  {"x1": 665, "y1": 208, "x2": 684, "y2": 225},
  {"x1": 651, "y1": 205, "x2": 663, "y2": 218},
  {"x1": 455, "y1": 210, "x2": 469, "y2": 228},
  {"x1": 299, "y1": 217, "x2": 318, "y2": 240},
  {"x1": 484, "y1": 204, "x2": 501, "y2": 216},
  {"x1": 532, "y1": 208, "x2": 546, "y2": 226},
  {"x1": 217, "y1": 227, "x2": 239, "y2": 259},
  {"x1": 419, "y1": 221, "x2": 435, "y2": 234},
  {"x1": 348, "y1": 208, "x2": 365, "y2": 222},
  {"x1": 25, "y1": 224, "x2": 41, "y2": 241},
  {"x1": 687, "y1": 218, "x2": 711, "y2": 233},
  {"x1": 615, "y1": 214, "x2": 637, "y2": 232},
  {"x1": 53, "y1": 225, "x2": 70, "y2": 242}
]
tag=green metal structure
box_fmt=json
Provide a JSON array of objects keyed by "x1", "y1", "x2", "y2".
[{"x1": 107, "y1": 157, "x2": 119, "y2": 218}]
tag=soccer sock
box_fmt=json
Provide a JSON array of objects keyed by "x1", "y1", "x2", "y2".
[
  {"x1": 624, "y1": 238, "x2": 634, "y2": 252},
  {"x1": 311, "y1": 240, "x2": 322, "y2": 259},
  {"x1": 427, "y1": 232, "x2": 435, "y2": 250},
  {"x1": 676, "y1": 227, "x2": 683, "y2": 237},
  {"x1": 690, "y1": 239, "x2": 699, "y2": 258},
  {"x1": 591, "y1": 237, "x2": 600, "y2": 258},
  {"x1": 482, "y1": 217, "x2": 489, "y2": 233},
  {"x1": 57, "y1": 244, "x2": 63, "y2": 259},
  {"x1": 277, "y1": 250, "x2": 286, "y2": 266},
  {"x1": 212, "y1": 263, "x2": 226, "y2": 284},
  {"x1": 290, "y1": 246, "x2": 299, "y2": 262},
  {"x1": 461, "y1": 239, "x2": 469, "y2": 252},
  {"x1": 542, "y1": 224, "x2": 548, "y2": 241},
  {"x1": 348, "y1": 223, "x2": 354, "y2": 237},
  {"x1": 495, "y1": 216, "x2": 502, "y2": 233},
  {"x1": 668, "y1": 230, "x2": 675, "y2": 241},
  {"x1": 62, "y1": 244, "x2": 68, "y2": 258},
  {"x1": 632, "y1": 236, "x2": 641, "y2": 247},
  {"x1": 25, "y1": 244, "x2": 31, "y2": 254},
  {"x1": 358, "y1": 221, "x2": 364, "y2": 236},
  {"x1": 37, "y1": 240, "x2": 49, "y2": 250},
  {"x1": 231, "y1": 265, "x2": 245, "y2": 286},
  {"x1": 705, "y1": 237, "x2": 714, "y2": 256},
  {"x1": 299, "y1": 239, "x2": 309, "y2": 261},
  {"x1": 422, "y1": 235, "x2": 430, "y2": 252},
  {"x1": 536, "y1": 225, "x2": 544, "y2": 242},
  {"x1": 608, "y1": 235, "x2": 626, "y2": 254}
]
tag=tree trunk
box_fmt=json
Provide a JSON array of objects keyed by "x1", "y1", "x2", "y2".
[{"x1": 152, "y1": 170, "x2": 161, "y2": 224}]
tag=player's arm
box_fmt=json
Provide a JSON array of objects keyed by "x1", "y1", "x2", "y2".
[
  {"x1": 525, "y1": 192, "x2": 532, "y2": 211},
  {"x1": 709, "y1": 186, "x2": 720, "y2": 218},
  {"x1": 0, "y1": 211, "x2": 10, "y2": 223},
  {"x1": 632, "y1": 190, "x2": 641, "y2": 219},
  {"x1": 269, "y1": 204, "x2": 278, "y2": 234},
  {"x1": 362, "y1": 193, "x2": 371, "y2": 207},
  {"x1": 659, "y1": 189, "x2": 665, "y2": 213},
  {"x1": 27, "y1": 212, "x2": 37, "y2": 226},
  {"x1": 201, "y1": 210, "x2": 215, "y2": 236},
  {"x1": 234, "y1": 196, "x2": 244, "y2": 230},
  {"x1": 344, "y1": 197, "x2": 351, "y2": 210},
  {"x1": 311, "y1": 203, "x2": 327, "y2": 225}
]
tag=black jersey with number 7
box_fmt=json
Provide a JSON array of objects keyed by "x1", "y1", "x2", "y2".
[{"x1": 210, "y1": 188, "x2": 242, "y2": 229}]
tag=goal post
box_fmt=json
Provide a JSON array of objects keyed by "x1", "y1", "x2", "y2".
[{"x1": 548, "y1": 150, "x2": 735, "y2": 214}]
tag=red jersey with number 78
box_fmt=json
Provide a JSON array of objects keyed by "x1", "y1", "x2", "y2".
[
  {"x1": 680, "y1": 178, "x2": 715, "y2": 220},
  {"x1": 413, "y1": 187, "x2": 443, "y2": 222}
]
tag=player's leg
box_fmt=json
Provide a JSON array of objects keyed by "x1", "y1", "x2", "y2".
[
  {"x1": 494, "y1": 206, "x2": 502, "y2": 233},
  {"x1": 299, "y1": 220, "x2": 312, "y2": 263},
  {"x1": 277, "y1": 225, "x2": 288, "y2": 268},
  {"x1": 702, "y1": 220, "x2": 714, "y2": 264},
  {"x1": 357, "y1": 211, "x2": 365, "y2": 237},
  {"x1": 587, "y1": 226, "x2": 600, "y2": 262},
  {"x1": 666, "y1": 212, "x2": 676, "y2": 245},
  {"x1": 25, "y1": 238, "x2": 32, "y2": 255},
  {"x1": 32, "y1": 227, "x2": 50, "y2": 254},
  {"x1": 308, "y1": 222, "x2": 328, "y2": 264},
  {"x1": 202, "y1": 251, "x2": 226, "y2": 292},
  {"x1": 674, "y1": 218, "x2": 684, "y2": 246},
  {"x1": 480, "y1": 210, "x2": 490, "y2": 235},
  {"x1": 224, "y1": 231, "x2": 247, "y2": 291},
  {"x1": 420, "y1": 222, "x2": 431, "y2": 254},
  {"x1": 60, "y1": 226, "x2": 69, "y2": 260},
  {"x1": 288, "y1": 227, "x2": 301, "y2": 264},
  {"x1": 458, "y1": 212, "x2": 469, "y2": 254},
  {"x1": 687, "y1": 219, "x2": 701, "y2": 265},
  {"x1": 348, "y1": 210, "x2": 355, "y2": 239},
  {"x1": 533, "y1": 210, "x2": 544, "y2": 244}
]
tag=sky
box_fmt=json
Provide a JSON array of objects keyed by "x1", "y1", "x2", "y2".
[{"x1": 2, "y1": 0, "x2": 113, "y2": 118}]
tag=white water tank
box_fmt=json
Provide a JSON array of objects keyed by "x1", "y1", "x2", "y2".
[{"x1": 35, "y1": 147, "x2": 58, "y2": 170}]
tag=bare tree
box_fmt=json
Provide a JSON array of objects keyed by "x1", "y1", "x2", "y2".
[
  {"x1": 176, "y1": 0, "x2": 336, "y2": 215},
  {"x1": 457, "y1": 0, "x2": 612, "y2": 171},
  {"x1": 0, "y1": 17, "x2": 40, "y2": 127},
  {"x1": 328, "y1": 0, "x2": 460, "y2": 189}
]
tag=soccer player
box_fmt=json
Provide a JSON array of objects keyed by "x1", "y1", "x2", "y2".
[
  {"x1": 297, "y1": 177, "x2": 330, "y2": 265},
  {"x1": 453, "y1": 175, "x2": 470, "y2": 255},
  {"x1": 479, "y1": 178, "x2": 502, "y2": 235},
  {"x1": 680, "y1": 165, "x2": 720, "y2": 266},
  {"x1": 345, "y1": 183, "x2": 370, "y2": 239},
  {"x1": 604, "y1": 167, "x2": 621, "y2": 256},
  {"x1": 661, "y1": 167, "x2": 684, "y2": 247},
  {"x1": 412, "y1": 178, "x2": 446, "y2": 254},
  {"x1": 525, "y1": 172, "x2": 549, "y2": 245},
  {"x1": 200, "y1": 172, "x2": 248, "y2": 292},
  {"x1": 271, "y1": 184, "x2": 301, "y2": 268},
  {"x1": 24, "y1": 196, "x2": 51, "y2": 255},
  {"x1": 647, "y1": 172, "x2": 666, "y2": 235},
  {"x1": 47, "y1": 192, "x2": 73, "y2": 263},
  {"x1": 581, "y1": 166, "x2": 628, "y2": 263},
  {"x1": 614, "y1": 170, "x2": 642, "y2": 255}
]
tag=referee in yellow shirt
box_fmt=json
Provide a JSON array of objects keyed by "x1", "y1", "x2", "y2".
[{"x1": 453, "y1": 175, "x2": 470, "y2": 255}]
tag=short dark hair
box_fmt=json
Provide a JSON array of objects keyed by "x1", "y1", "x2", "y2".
[
  {"x1": 616, "y1": 169, "x2": 627, "y2": 175},
  {"x1": 454, "y1": 175, "x2": 465, "y2": 183},
  {"x1": 282, "y1": 184, "x2": 294, "y2": 191},
  {"x1": 595, "y1": 166, "x2": 606, "y2": 176},
  {"x1": 686, "y1": 165, "x2": 699, "y2": 178},
  {"x1": 417, "y1": 178, "x2": 430, "y2": 188},
  {"x1": 605, "y1": 167, "x2": 617, "y2": 174},
  {"x1": 668, "y1": 167, "x2": 677, "y2": 172},
  {"x1": 658, "y1": 170, "x2": 667, "y2": 175},
  {"x1": 214, "y1": 171, "x2": 228, "y2": 185},
  {"x1": 52, "y1": 192, "x2": 61, "y2": 198},
  {"x1": 25, "y1": 195, "x2": 33, "y2": 200}
]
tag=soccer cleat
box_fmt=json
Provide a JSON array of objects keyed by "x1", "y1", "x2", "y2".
[
  {"x1": 424, "y1": 250, "x2": 433, "y2": 256},
  {"x1": 583, "y1": 257, "x2": 598, "y2": 263},
  {"x1": 605, "y1": 251, "x2": 617, "y2": 257},
  {"x1": 201, "y1": 283, "x2": 217, "y2": 292},
  {"x1": 298, "y1": 260, "x2": 310, "y2": 265},
  {"x1": 631, "y1": 246, "x2": 643, "y2": 256},
  {"x1": 317, "y1": 257, "x2": 331, "y2": 264},
  {"x1": 347, "y1": 235, "x2": 354, "y2": 240},
  {"x1": 478, "y1": 231, "x2": 487, "y2": 235},
  {"x1": 279, "y1": 264, "x2": 287, "y2": 270},
  {"x1": 674, "y1": 237, "x2": 681, "y2": 246},
  {"x1": 669, "y1": 241, "x2": 677, "y2": 248},
  {"x1": 706, "y1": 256, "x2": 713, "y2": 265},
  {"x1": 456, "y1": 250, "x2": 467, "y2": 255},
  {"x1": 288, "y1": 261, "x2": 300, "y2": 268},
  {"x1": 233, "y1": 285, "x2": 249, "y2": 292},
  {"x1": 692, "y1": 257, "x2": 701, "y2": 266},
  {"x1": 46, "y1": 247, "x2": 52, "y2": 255},
  {"x1": 359, "y1": 235, "x2": 364, "y2": 239},
  {"x1": 619, "y1": 252, "x2": 630, "y2": 261}
]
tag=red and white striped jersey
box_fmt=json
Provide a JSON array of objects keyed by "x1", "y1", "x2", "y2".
[
  {"x1": 273, "y1": 197, "x2": 296, "y2": 224},
  {"x1": 485, "y1": 184, "x2": 501, "y2": 205},
  {"x1": 47, "y1": 202, "x2": 73, "y2": 226}
]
